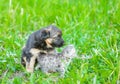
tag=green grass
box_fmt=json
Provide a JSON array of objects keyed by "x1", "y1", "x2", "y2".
[{"x1": 0, "y1": 0, "x2": 120, "y2": 84}]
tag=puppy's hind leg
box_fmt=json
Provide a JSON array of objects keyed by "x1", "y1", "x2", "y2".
[{"x1": 25, "y1": 52, "x2": 34, "y2": 73}]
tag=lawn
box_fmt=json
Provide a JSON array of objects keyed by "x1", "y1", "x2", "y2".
[{"x1": 0, "y1": 0, "x2": 120, "y2": 84}]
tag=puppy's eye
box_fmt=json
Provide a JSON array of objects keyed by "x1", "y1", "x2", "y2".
[{"x1": 58, "y1": 34, "x2": 61, "y2": 37}]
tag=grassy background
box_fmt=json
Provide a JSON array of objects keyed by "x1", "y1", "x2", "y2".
[{"x1": 0, "y1": 0, "x2": 120, "y2": 84}]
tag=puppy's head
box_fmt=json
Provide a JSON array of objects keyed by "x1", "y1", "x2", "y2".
[{"x1": 44, "y1": 25, "x2": 64, "y2": 48}]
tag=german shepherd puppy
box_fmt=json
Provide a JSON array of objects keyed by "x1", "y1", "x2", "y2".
[{"x1": 21, "y1": 25, "x2": 64, "y2": 72}]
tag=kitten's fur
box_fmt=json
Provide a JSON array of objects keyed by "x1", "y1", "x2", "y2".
[{"x1": 30, "y1": 45, "x2": 76, "y2": 77}]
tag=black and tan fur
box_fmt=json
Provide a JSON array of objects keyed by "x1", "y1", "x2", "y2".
[{"x1": 21, "y1": 25, "x2": 64, "y2": 72}]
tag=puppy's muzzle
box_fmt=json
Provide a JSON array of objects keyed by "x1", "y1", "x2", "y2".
[{"x1": 53, "y1": 38, "x2": 64, "y2": 47}]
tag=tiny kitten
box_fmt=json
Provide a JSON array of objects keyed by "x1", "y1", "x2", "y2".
[{"x1": 35, "y1": 45, "x2": 76, "y2": 77}]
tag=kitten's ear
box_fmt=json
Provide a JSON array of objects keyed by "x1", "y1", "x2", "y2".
[{"x1": 41, "y1": 30, "x2": 50, "y2": 40}]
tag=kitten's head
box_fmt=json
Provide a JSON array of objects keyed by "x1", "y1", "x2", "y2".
[{"x1": 62, "y1": 45, "x2": 76, "y2": 58}]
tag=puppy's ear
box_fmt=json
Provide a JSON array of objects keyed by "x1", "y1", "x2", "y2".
[{"x1": 41, "y1": 30, "x2": 50, "y2": 40}]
